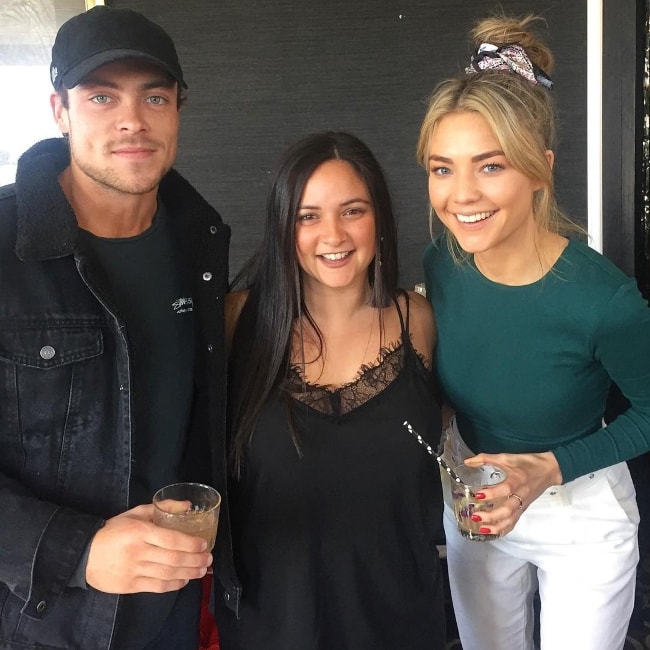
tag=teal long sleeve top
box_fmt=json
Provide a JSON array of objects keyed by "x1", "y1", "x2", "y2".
[{"x1": 423, "y1": 236, "x2": 650, "y2": 483}]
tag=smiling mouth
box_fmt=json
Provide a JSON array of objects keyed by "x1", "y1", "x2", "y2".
[
  {"x1": 320, "y1": 252, "x2": 351, "y2": 261},
  {"x1": 455, "y1": 211, "x2": 495, "y2": 224}
]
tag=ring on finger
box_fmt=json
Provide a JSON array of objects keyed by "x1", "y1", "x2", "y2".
[{"x1": 508, "y1": 493, "x2": 524, "y2": 510}]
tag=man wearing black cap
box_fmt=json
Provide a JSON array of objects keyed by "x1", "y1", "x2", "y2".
[{"x1": 0, "y1": 6, "x2": 234, "y2": 649}]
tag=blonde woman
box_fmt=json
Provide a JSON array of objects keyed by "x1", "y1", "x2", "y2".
[{"x1": 418, "y1": 14, "x2": 650, "y2": 650}]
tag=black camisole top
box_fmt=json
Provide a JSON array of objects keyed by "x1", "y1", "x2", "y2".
[{"x1": 226, "y1": 293, "x2": 446, "y2": 650}]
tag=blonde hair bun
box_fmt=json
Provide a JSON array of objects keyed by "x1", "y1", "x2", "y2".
[{"x1": 471, "y1": 14, "x2": 554, "y2": 74}]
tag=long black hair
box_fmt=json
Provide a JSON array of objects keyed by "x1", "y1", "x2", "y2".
[{"x1": 229, "y1": 131, "x2": 399, "y2": 474}]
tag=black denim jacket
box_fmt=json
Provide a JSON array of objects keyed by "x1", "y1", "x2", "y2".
[{"x1": 0, "y1": 139, "x2": 240, "y2": 649}]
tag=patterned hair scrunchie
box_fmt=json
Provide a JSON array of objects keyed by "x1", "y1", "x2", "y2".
[{"x1": 465, "y1": 42, "x2": 553, "y2": 89}]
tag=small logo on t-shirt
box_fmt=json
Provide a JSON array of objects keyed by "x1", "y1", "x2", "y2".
[{"x1": 172, "y1": 297, "x2": 193, "y2": 314}]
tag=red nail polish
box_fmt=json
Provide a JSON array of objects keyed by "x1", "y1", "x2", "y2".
[
  {"x1": 471, "y1": 514, "x2": 482, "y2": 522},
  {"x1": 475, "y1": 492, "x2": 486, "y2": 500},
  {"x1": 479, "y1": 527, "x2": 491, "y2": 534}
]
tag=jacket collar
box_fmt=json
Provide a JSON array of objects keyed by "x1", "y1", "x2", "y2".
[
  {"x1": 14, "y1": 138, "x2": 226, "y2": 262},
  {"x1": 15, "y1": 139, "x2": 78, "y2": 261}
]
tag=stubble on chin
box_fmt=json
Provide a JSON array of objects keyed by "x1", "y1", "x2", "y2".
[
  {"x1": 68, "y1": 136, "x2": 174, "y2": 196},
  {"x1": 93, "y1": 167, "x2": 168, "y2": 195},
  {"x1": 72, "y1": 155, "x2": 170, "y2": 196}
]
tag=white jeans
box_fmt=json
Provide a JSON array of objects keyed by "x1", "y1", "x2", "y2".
[{"x1": 443, "y1": 462, "x2": 640, "y2": 650}]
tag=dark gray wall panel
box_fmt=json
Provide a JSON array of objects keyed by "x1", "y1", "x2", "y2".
[{"x1": 114, "y1": 0, "x2": 587, "y2": 287}]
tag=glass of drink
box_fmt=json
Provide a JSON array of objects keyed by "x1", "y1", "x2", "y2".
[
  {"x1": 450, "y1": 464, "x2": 507, "y2": 541},
  {"x1": 152, "y1": 482, "x2": 221, "y2": 550}
]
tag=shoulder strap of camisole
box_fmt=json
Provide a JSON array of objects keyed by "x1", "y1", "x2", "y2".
[
  {"x1": 392, "y1": 289, "x2": 427, "y2": 372},
  {"x1": 392, "y1": 289, "x2": 410, "y2": 339}
]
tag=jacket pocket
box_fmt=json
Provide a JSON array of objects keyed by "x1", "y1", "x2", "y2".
[
  {"x1": 0, "y1": 583, "x2": 16, "y2": 644},
  {"x1": 0, "y1": 326, "x2": 103, "y2": 368},
  {"x1": 0, "y1": 325, "x2": 105, "y2": 495}
]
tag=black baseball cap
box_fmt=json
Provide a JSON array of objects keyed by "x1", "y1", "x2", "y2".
[{"x1": 50, "y1": 6, "x2": 187, "y2": 91}]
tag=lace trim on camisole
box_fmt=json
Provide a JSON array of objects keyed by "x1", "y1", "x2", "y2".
[
  {"x1": 283, "y1": 336, "x2": 429, "y2": 416},
  {"x1": 285, "y1": 340, "x2": 404, "y2": 416}
]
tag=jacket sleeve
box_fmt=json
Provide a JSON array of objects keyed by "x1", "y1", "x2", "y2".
[
  {"x1": 553, "y1": 280, "x2": 650, "y2": 482},
  {"x1": 0, "y1": 473, "x2": 104, "y2": 618}
]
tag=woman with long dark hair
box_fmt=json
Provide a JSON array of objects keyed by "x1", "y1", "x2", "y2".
[{"x1": 219, "y1": 131, "x2": 447, "y2": 649}]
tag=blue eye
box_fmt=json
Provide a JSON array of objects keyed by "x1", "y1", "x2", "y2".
[{"x1": 483, "y1": 163, "x2": 503, "y2": 173}]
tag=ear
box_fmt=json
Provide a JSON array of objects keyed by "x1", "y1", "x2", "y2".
[
  {"x1": 545, "y1": 149, "x2": 555, "y2": 170},
  {"x1": 532, "y1": 149, "x2": 555, "y2": 192},
  {"x1": 50, "y1": 92, "x2": 70, "y2": 135}
]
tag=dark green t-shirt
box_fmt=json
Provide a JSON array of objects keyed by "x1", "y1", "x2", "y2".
[{"x1": 424, "y1": 235, "x2": 650, "y2": 483}]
